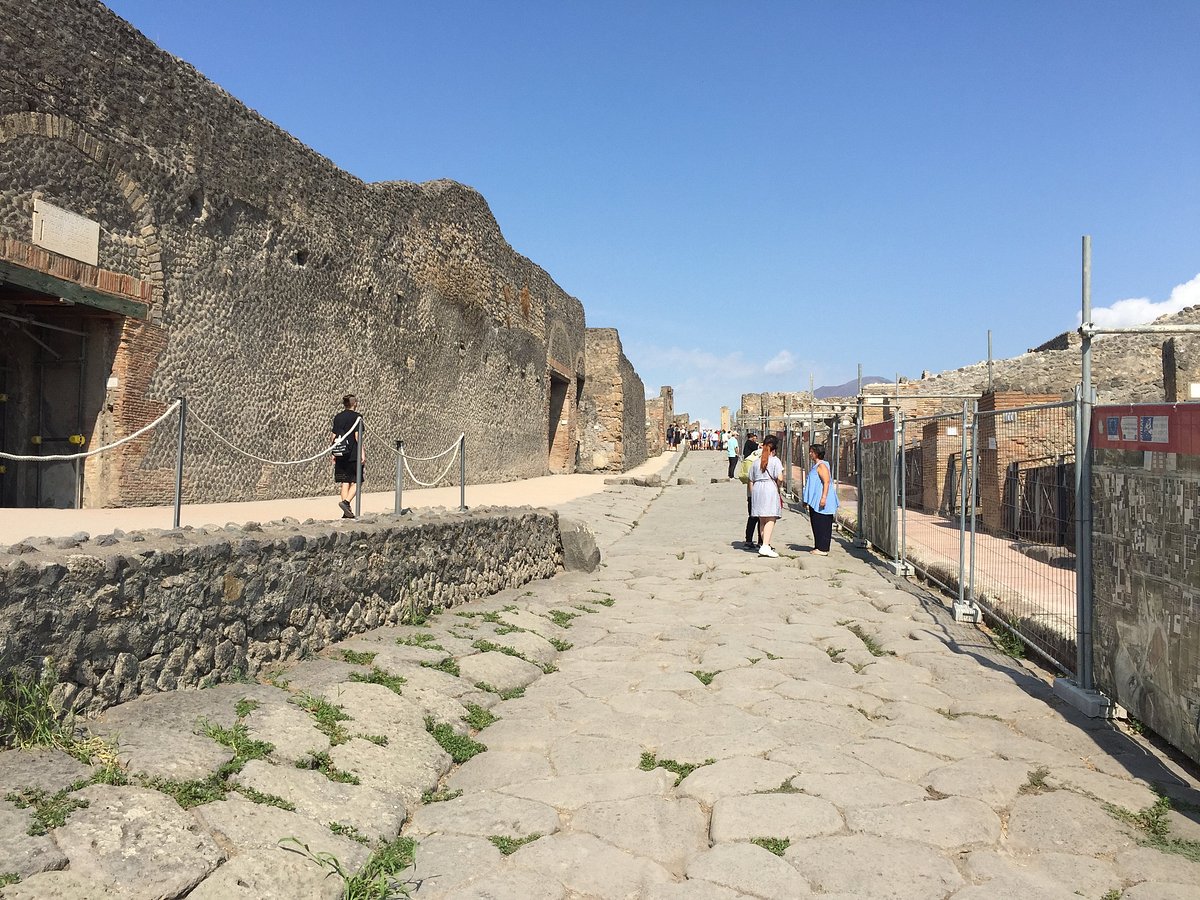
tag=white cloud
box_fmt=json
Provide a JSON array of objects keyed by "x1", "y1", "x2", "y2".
[
  {"x1": 1087, "y1": 273, "x2": 1200, "y2": 329},
  {"x1": 763, "y1": 350, "x2": 796, "y2": 376}
]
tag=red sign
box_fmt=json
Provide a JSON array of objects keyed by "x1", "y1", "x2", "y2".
[
  {"x1": 1093, "y1": 403, "x2": 1200, "y2": 455},
  {"x1": 861, "y1": 420, "x2": 895, "y2": 445}
]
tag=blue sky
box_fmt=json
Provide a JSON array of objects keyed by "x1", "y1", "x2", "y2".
[{"x1": 107, "y1": 0, "x2": 1199, "y2": 423}]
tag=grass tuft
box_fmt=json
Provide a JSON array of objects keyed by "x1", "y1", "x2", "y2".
[
  {"x1": 489, "y1": 833, "x2": 541, "y2": 855},
  {"x1": 329, "y1": 821, "x2": 370, "y2": 845},
  {"x1": 340, "y1": 649, "x2": 378, "y2": 666},
  {"x1": 5, "y1": 787, "x2": 90, "y2": 835},
  {"x1": 1105, "y1": 796, "x2": 1200, "y2": 862},
  {"x1": 235, "y1": 784, "x2": 296, "y2": 810},
  {"x1": 349, "y1": 667, "x2": 407, "y2": 696},
  {"x1": 1019, "y1": 766, "x2": 1052, "y2": 795},
  {"x1": 846, "y1": 624, "x2": 894, "y2": 657},
  {"x1": 283, "y1": 833, "x2": 418, "y2": 900},
  {"x1": 638, "y1": 751, "x2": 714, "y2": 786},
  {"x1": 461, "y1": 703, "x2": 498, "y2": 731},
  {"x1": 425, "y1": 717, "x2": 487, "y2": 764},
  {"x1": 291, "y1": 693, "x2": 352, "y2": 745},
  {"x1": 421, "y1": 788, "x2": 463, "y2": 803},
  {"x1": 546, "y1": 610, "x2": 577, "y2": 629},
  {"x1": 474, "y1": 682, "x2": 524, "y2": 701},
  {"x1": 547, "y1": 637, "x2": 573, "y2": 653},
  {"x1": 297, "y1": 751, "x2": 361, "y2": 785},
  {"x1": 751, "y1": 837, "x2": 790, "y2": 856},
  {"x1": 689, "y1": 670, "x2": 718, "y2": 686},
  {"x1": 420, "y1": 657, "x2": 461, "y2": 678},
  {"x1": 396, "y1": 634, "x2": 445, "y2": 652}
]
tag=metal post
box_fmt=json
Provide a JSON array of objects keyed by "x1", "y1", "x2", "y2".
[
  {"x1": 856, "y1": 364, "x2": 865, "y2": 545},
  {"x1": 898, "y1": 410, "x2": 906, "y2": 570},
  {"x1": 394, "y1": 439, "x2": 404, "y2": 514},
  {"x1": 967, "y1": 400, "x2": 980, "y2": 619},
  {"x1": 956, "y1": 400, "x2": 969, "y2": 609},
  {"x1": 784, "y1": 420, "x2": 792, "y2": 497},
  {"x1": 987, "y1": 330, "x2": 994, "y2": 393},
  {"x1": 1078, "y1": 236, "x2": 1094, "y2": 691},
  {"x1": 459, "y1": 434, "x2": 467, "y2": 511},
  {"x1": 173, "y1": 396, "x2": 186, "y2": 528},
  {"x1": 354, "y1": 418, "x2": 363, "y2": 520}
]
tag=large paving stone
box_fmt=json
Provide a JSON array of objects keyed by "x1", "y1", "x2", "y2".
[
  {"x1": 483, "y1": 631, "x2": 559, "y2": 667},
  {"x1": 329, "y1": 733, "x2": 450, "y2": 809},
  {"x1": 0, "y1": 870, "x2": 123, "y2": 899},
  {"x1": 1116, "y1": 846, "x2": 1200, "y2": 887},
  {"x1": 509, "y1": 832, "x2": 674, "y2": 897},
  {"x1": 242, "y1": 697, "x2": 331, "y2": 763},
  {"x1": 845, "y1": 796, "x2": 1001, "y2": 850},
  {"x1": 402, "y1": 833, "x2": 504, "y2": 897},
  {"x1": 192, "y1": 795, "x2": 371, "y2": 869},
  {"x1": 922, "y1": 757, "x2": 1032, "y2": 807},
  {"x1": 0, "y1": 802, "x2": 67, "y2": 878},
  {"x1": 446, "y1": 750, "x2": 553, "y2": 791},
  {"x1": 546, "y1": 734, "x2": 644, "y2": 775},
  {"x1": 317, "y1": 681, "x2": 426, "y2": 737},
  {"x1": 790, "y1": 773, "x2": 928, "y2": 809},
  {"x1": 676, "y1": 757, "x2": 796, "y2": 806},
  {"x1": 232, "y1": 759, "x2": 406, "y2": 839},
  {"x1": 642, "y1": 883, "x2": 747, "y2": 900},
  {"x1": 786, "y1": 835, "x2": 965, "y2": 899},
  {"x1": 449, "y1": 867, "x2": 568, "y2": 900},
  {"x1": 964, "y1": 849, "x2": 1120, "y2": 899},
  {"x1": 1005, "y1": 791, "x2": 1137, "y2": 856},
  {"x1": 500, "y1": 769, "x2": 676, "y2": 811},
  {"x1": 1045, "y1": 766, "x2": 1160, "y2": 811},
  {"x1": 0, "y1": 748, "x2": 91, "y2": 796},
  {"x1": 186, "y1": 852, "x2": 343, "y2": 899},
  {"x1": 51, "y1": 785, "x2": 225, "y2": 900},
  {"x1": 846, "y1": 738, "x2": 945, "y2": 780},
  {"x1": 572, "y1": 796, "x2": 709, "y2": 876},
  {"x1": 458, "y1": 652, "x2": 543, "y2": 693},
  {"x1": 1122, "y1": 883, "x2": 1200, "y2": 900},
  {"x1": 709, "y1": 793, "x2": 842, "y2": 842},
  {"x1": 685, "y1": 843, "x2": 811, "y2": 899},
  {"x1": 407, "y1": 790, "x2": 560, "y2": 839}
]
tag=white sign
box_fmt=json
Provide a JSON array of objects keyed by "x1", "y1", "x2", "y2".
[
  {"x1": 946, "y1": 426, "x2": 958, "y2": 436},
  {"x1": 1120, "y1": 416, "x2": 1139, "y2": 441},
  {"x1": 1190, "y1": 383, "x2": 1200, "y2": 400},
  {"x1": 32, "y1": 199, "x2": 100, "y2": 266}
]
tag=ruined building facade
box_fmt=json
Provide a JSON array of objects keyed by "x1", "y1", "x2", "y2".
[{"x1": 0, "y1": 0, "x2": 650, "y2": 508}]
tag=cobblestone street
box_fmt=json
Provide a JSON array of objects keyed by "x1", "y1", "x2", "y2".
[{"x1": 3, "y1": 452, "x2": 1200, "y2": 899}]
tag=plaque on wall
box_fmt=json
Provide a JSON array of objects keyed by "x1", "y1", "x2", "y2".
[{"x1": 31, "y1": 198, "x2": 100, "y2": 266}]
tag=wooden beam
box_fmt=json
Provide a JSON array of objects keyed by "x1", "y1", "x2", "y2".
[{"x1": 0, "y1": 259, "x2": 148, "y2": 319}]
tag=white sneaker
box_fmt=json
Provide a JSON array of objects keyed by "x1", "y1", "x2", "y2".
[{"x1": 758, "y1": 545, "x2": 779, "y2": 558}]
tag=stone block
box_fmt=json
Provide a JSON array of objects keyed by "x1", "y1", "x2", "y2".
[{"x1": 557, "y1": 516, "x2": 600, "y2": 572}]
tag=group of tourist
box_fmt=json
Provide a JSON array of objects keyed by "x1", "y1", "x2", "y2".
[{"x1": 666, "y1": 424, "x2": 740, "y2": 452}]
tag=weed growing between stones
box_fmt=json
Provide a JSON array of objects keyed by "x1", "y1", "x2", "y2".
[
  {"x1": 5, "y1": 787, "x2": 89, "y2": 835},
  {"x1": 462, "y1": 704, "x2": 498, "y2": 731},
  {"x1": 395, "y1": 634, "x2": 445, "y2": 652},
  {"x1": 489, "y1": 833, "x2": 541, "y2": 855},
  {"x1": 747, "y1": 657, "x2": 761, "y2": 665},
  {"x1": 471, "y1": 640, "x2": 556, "y2": 675},
  {"x1": 546, "y1": 610, "x2": 577, "y2": 628},
  {"x1": 291, "y1": 694, "x2": 352, "y2": 745},
  {"x1": 235, "y1": 698, "x2": 260, "y2": 717},
  {"x1": 750, "y1": 837, "x2": 791, "y2": 856},
  {"x1": 824, "y1": 647, "x2": 846, "y2": 663},
  {"x1": 763, "y1": 651, "x2": 781, "y2": 660},
  {"x1": 852, "y1": 706, "x2": 880, "y2": 721},
  {"x1": 425, "y1": 717, "x2": 487, "y2": 763},
  {"x1": 676, "y1": 552, "x2": 686, "y2": 560},
  {"x1": 236, "y1": 784, "x2": 295, "y2": 810},
  {"x1": 572, "y1": 604, "x2": 599, "y2": 615},
  {"x1": 0, "y1": 662, "x2": 114, "y2": 765},
  {"x1": 0, "y1": 874, "x2": 19, "y2": 887},
  {"x1": 986, "y1": 619, "x2": 1026, "y2": 659},
  {"x1": 588, "y1": 597, "x2": 616, "y2": 607},
  {"x1": 299, "y1": 751, "x2": 361, "y2": 785},
  {"x1": 341, "y1": 649, "x2": 378, "y2": 666},
  {"x1": 758, "y1": 780, "x2": 802, "y2": 794},
  {"x1": 203, "y1": 720, "x2": 274, "y2": 776},
  {"x1": 421, "y1": 788, "x2": 463, "y2": 803},
  {"x1": 282, "y1": 834, "x2": 418, "y2": 899},
  {"x1": 690, "y1": 670, "x2": 719, "y2": 686},
  {"x1": 359, "y1": 734, "x2": 389, "y2": 747},
  {"x1": 143, "y1": 775, "x2": 225, "y2": 810},
  {"x1": 639, "y1": 751, "x2": 715, "y2": 786},
  {"x1": 473, "y1": 682, "x2": 525, "y2": 701},
  {"x1": 845, "y1": 624, "x2": 894, "y2": 658},
  {"x1": 1105, "y1": 796, "x2": 1200, "y2": 862},
  {"x1": 421, "y1": 657, "x2": 461, "y2": 678},
  {"x1": 547, "y1": 638, "x2": 573, "y2": 652},
  {"x1": 262, "y1": 666, "x2": 291, "y2": 690},
  {"x1": 494, "y1": 624, "x2": 527, "y2": 636},
  {"x1": 330, "y1": 822, "x2": 370, "y2": 844},
  {"x1": 1019, "y1": 766, "x2": 1052, "y2": 795},
  {"x1": 1100, "y1": 890, "x2": 1122, "y2": 900},
  {"x1": 349, "y1": 667, "x2": 408, "y2": 696}
]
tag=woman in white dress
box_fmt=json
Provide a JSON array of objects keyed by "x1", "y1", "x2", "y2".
[{"x1": 749, "y1": 434, "x2": 784, "y2": 557}]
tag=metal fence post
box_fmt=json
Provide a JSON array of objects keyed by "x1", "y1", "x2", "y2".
[
  {"x1": 459, "y1": 434, "x2": 467, "y2": 511},
  {"x1": 173, "y1": 396, "x2": 186, "y2": 528},
  {"x1": 784, "y1": 420, "x2": 792, "y2": 497},
  {"x1": 956, "y1": 400, "x2": 969, "y2": 613},
  {"x1": 898, "y1": 411, "x2": 906, "y2": 571},
  {"x1": 394, "y1": 438, "x2": 404, "y2": 514},
  {"x1": 354, "y1": 418, "x2": 363, "y2": 520},
  {"x1": 965, "y1": 401, "x2": 981, "y2": 621}
]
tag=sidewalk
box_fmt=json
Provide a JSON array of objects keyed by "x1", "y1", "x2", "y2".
[{"x1": 0, "y1": 451, "x2": 680, "y2": 547}]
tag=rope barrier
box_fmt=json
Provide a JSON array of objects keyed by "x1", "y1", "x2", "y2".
[
  {"x1": 402, "y1": 439, "x2": 462, "y2": 487},
  {"x1": 0, "y1": 402, "x2": 181, "y2": 462},
  {"x1": 396, "y1": 434, "x2": 465, "y2": 462},
  {"x1": 187, "y1": 408, "x2": 361, "y2": 466}
]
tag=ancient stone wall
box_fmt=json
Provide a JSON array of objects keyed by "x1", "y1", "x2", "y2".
[
  {"x1": 645, "y1": 386, "x2": 674, "y2": 455},
  {"x1": 578, "y1": 329, "x2": 647, "y2": 472},
  {"x1": 0, "y1": 508, "x2": 563, "y2": 712},
  {"x1": 0, "y1": 0, "x2": 638, "y2": 507},
  {"x1": 737, "y1": 391, "x2": 814, "y2": 426}
]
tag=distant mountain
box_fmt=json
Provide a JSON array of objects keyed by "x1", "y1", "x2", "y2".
[{"x1": 815, "y1": 376, "x2": 887, "y2": 399}]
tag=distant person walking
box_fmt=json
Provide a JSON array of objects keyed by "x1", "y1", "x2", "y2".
[
  {"x1": 749, "y1": 434, "x2": 784, "y2": 557},
  {"x1": 742, "y1": 432, "x2": 761, "y2": 548},
  {"x1": 804, "y1": 443, "x2": 839, "y2": 555},
  {"x1": 725, "y1": 429, "x2": 740, "y2": 479},
  {"x1": 331, "y1": 394, "x2": 364, "y2": 519}
]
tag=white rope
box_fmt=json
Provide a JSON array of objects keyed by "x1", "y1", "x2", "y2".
[
  {"x1": 397, "y1": 434, "x2": 465, "y2": 461},
  {"x1": 188, "y1": 408, "x2": 361, "y2": 466},
  {"x1": 0, "y1": 401, "x2": 181, "y2": 462},
  {"x1": 403, "y1": 441, "x2": 461, "y2": 487}
]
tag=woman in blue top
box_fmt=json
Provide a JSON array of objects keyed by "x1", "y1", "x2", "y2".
[
  {"x1": 749, "y1": 434, "x2": 785, "y2": 558},
  {"x1": 803, "y1": 443, "x2": 839, "y2": 555}
]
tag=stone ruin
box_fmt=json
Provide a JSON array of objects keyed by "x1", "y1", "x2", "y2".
[{"x1": 0, "y1": 0, "x2": 652, "y2": 511}]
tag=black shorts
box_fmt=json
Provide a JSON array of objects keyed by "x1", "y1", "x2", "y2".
[{"x1": 334, "y1": 458, "x2": 363, "y2": 484}]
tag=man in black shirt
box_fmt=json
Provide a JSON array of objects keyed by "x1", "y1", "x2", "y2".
[
  {"x1": 331, "y1": 394, "x2": 364, "y2": 518},
  {"x1": 742, "y1": 432, "x2": 762, "y2": 548}
]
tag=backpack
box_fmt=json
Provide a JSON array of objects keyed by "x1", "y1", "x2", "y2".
[{"x1": 737, "y1": 449, "x2": 761, "y2": 484}]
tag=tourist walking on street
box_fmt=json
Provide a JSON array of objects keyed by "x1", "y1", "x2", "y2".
[
  {"x1": 750, "y1": 434, "x2": 784, "y2": 557},
  {"x1": 742, "y1": 432, "x2": 762, "y2": 548},
  {"x1": 331, "y1": 394, "x2": 364, "y2": 518},
  {"x1": 724, "y1": 429, "x2": 740, "y2": 479},
  {"x1": 804, "y1": 442, "x2": 839, "y2": 555}
]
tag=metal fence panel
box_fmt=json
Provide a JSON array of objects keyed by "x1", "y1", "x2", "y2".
[{"x1": 859, "y1": 420, "x2": 896, "y2": 558}]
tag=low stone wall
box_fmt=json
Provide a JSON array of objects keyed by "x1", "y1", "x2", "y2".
[{"x1": 0, "y1": 508, "x2": 563, "y2": 713}]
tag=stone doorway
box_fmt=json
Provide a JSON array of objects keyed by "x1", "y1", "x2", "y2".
[{"x1": 547, "y1": 371, "x2": 572, "y2": 473}]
